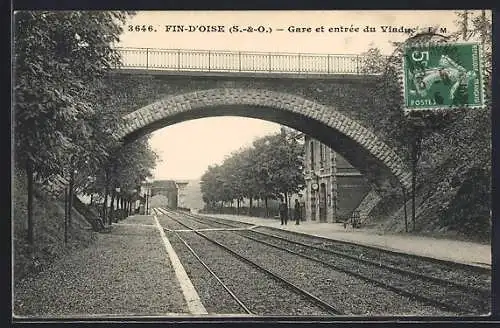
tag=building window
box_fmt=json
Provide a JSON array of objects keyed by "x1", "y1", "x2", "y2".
[
  {"x1": 310, "y1": 141, "x2": 314, "y2": 170},
  {"x1": 320, "y1": 144, "x2": 325, "y2": 168}
]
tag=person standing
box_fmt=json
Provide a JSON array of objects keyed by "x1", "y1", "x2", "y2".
[
  {"x1": 279, "y1": 198, "x2": 288, "y2": 225},
  {"x1": 294, "y1": 199, "x2": 301, "y2": 225}
]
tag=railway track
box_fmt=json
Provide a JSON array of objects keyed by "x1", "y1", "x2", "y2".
[
  {"x1": 164, "y1": 209, "x2": 491, "y2": 287},
  {"x1": 171, "y1": 230, "x2": 254, "y2": 315},
  {"x1": 157, "y1": 208, "x2": 490, "y2": 315},
  {"x1": 157, "y1": 210, "x2": 343, "y2": 315}
]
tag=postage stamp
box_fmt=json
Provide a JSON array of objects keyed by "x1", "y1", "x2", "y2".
[{"x1": 402, "y1": 42, "x2": 485, "y2": 111}]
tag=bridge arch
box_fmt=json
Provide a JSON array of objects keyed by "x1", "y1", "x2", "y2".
[{"x1": 117, "y1": 88, "x2": 412, "y2": 192}]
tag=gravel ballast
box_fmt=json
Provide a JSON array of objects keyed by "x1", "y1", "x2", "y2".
[
  {"x1": 14, "y1": 219, "x2": 188, "y2": 317},
  {"x1": 157, "y1": 212, "x2": 490, "y2": 314},
  {"x1": 203, "y1": 230, "x2": 455, "y2": 316},
  {"x1": 170, "y1": 230, "x2": 333, "y2": 316},
  {"x1": 236, "y1": 230, "x2": 489, "y2": 314},
  {"x1": 165, "y1": 231, "x2": 250, "y2": 315},
  {"x1": 253, "y1": 226, "x2": 491, "y2": 291},
  {"x1": 157, "y1": 215, "x2": 200, "y2": 231}
]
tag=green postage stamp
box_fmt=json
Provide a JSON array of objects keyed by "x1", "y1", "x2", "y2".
[{"x1": 402, "y1": 42, "x2": 485, "y2": 111}]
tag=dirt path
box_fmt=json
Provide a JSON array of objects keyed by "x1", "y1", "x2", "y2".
[{"x1": 14, "y1": 216, "x2": 189, "y2": 317}]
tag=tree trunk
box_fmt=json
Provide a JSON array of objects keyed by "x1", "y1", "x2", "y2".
[
  {"x1": 236, "y1": 199, "x2": 240, "y2": 215},
  {"x1": 284, "y1": 192, "x2": 289, "y2": 219},
  {"x1": 68, "y1": 169, "x2": 74, "y2": 227},
  {"x1": 412, "y1": 167, "x2": 416, "y2": 231},
  {"x1": 109, "y1": 190, "x2": 115, "y2": 225},
  {"x1": 90, "y1": 194, "x2": 93, "y2": 205},
  {"x1": 249, "y1": 198, "x2": 253, "y2": 216},
  {"x1": 103, "y1": 172, "x2": 109, "y2": 225},
  {"x1": 463, "y1": 10, "x2": 469, "y2": 40},
  {"x1": 481, "y1": 10, "x2": 486, "y2": 45},
  {"x1": 411, "y1": 131, "x2": 422, "y2": 232},
  {"x1": 402, "y1": 187, "x2": 408, "y2": 233},
  {"x1": 26, "y1": 159, "x2": 34, "y2": 246},
  {"x1": 264, "y1": 197, "x2": 268, "y2": 217},
  {"x1": 64, "y1": 187, "x2": 68, "y2": 244}
]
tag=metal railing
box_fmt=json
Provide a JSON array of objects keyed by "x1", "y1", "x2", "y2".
[{"x1": 115, "y1": 47, "x2": 377, "y2": 75}]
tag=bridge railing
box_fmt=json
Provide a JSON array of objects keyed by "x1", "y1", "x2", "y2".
[{"x1": 115, "y1": 47, "x2": 379, "y2": 75}]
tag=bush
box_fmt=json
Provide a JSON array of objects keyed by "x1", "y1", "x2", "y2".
[
  {"x1": 201, "y1": 206, "x2": 280, "y2": 218},
  {"x1": 440, "y1": 166, "x2": 491, "y2": 242}
]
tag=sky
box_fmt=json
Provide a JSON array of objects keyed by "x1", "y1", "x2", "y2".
[{"x1": 117, "y1": 10, "x2": 485, "y2": 181}]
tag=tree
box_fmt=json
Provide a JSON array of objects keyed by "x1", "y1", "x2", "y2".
[
  {"x1": 200, "y1": 165, "x2": 224, "y2": 209},
  {"x1": 200, "y1": 128, "x2": 305, "y2": 218},
  {"x1": 358, "y1": 11, "x2": 491, "y2": 233},
  {"x1": 14, "y1": 11, "x2": 134, "y2": 245},
  {"x1": 86, "y1": 135, "x2": 158, "y2": 224}
]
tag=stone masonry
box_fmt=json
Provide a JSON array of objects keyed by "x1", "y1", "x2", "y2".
[
  {"x1": 43, "y1": 70, "x2": 413, "y2": 197},
  {"x1": 115, "y1": 85, "x2": 412, "y2": 191}
]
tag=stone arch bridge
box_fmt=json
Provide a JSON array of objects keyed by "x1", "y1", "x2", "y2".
[
  {"x1": 43, "y1": 48, "x2": 411, "y2": 198},
  {"x1": 112, "y1": 48, "x2": 411, "y2": 194}
]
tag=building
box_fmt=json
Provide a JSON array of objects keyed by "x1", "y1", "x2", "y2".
[
  {"x1": 303, "y1": 135, "x2": 372, "y2": 223},
  {"x1": 147, "y1": 180, "x2": 178, "y2": 209},
  {"x1": 175, "y1": 180, "x2": 189, "y2": 209}
]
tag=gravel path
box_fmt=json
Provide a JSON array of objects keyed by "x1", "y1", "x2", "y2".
[
  {"x1": 119, "y1": 215, "x2": 155, "y2": 225},
  {"x1": 14, "y1": 221, "x2": 188, "y2": 317},
  {"x1": 173, "y1": 230, "x2": 332, "y2": 316},
  {"x1": 203, "y1": 230, "x2": 455, "y2": 316}
]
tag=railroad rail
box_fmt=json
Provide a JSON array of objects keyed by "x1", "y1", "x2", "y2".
[
  {"x1": 161, "y1": 210, "x2": 343, "y2": 315},
  {"x1": 181, "y1": 210, "x2": 491, "y2": 274},
  {"x1": 159, "y1": 208, "x2": 490, "y2": 315},
  {"x1": 115, "y1": 47, "x2": 382, "y2": 75},
  {"x1": 176, "y1": 210, "x2": 490, "y2": 293},
  {"x1": 172, "y1": 229, "x2": 253, "y2": 315}
]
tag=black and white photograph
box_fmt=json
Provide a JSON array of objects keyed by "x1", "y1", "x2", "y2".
[{"x1": 12, "y1": 10, "x2": 493, "y2": 319}]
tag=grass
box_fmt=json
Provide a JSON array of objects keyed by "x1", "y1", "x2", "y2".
[{"x1": 13, "y1": 170, "x2": 97, "y2": 287}]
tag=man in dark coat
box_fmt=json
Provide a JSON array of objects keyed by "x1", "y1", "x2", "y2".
[
  {"x1": 294, "y1": 199, "x2": 301, "y2": 225},
  {"x1": 279, "y1": 199, "x2": 288, "y2": 225}
]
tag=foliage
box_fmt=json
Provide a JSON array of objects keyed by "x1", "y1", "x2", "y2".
[
  {"x1": 360, "y1": 10, "x2": 491, "y2": 240},
  {"x1": 200, "y1": 127, "x2": 305, "y2": 208},
  {"x1": 440, "y1": 166, "x2": 491, "y2": 241},
  {"x1": 14, "y1": 11, "x2": 133, "y2": 181},
  {"x1": 13, "y1": 11, "x2": 164, "y2": 233},
  {"x1": 13, "y1": 11, "x2": 160, "y2": 202}
]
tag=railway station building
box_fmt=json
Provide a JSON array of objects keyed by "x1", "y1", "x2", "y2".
[{"x1": 303, "y1": 135, "x2": 373, "y2": 223}]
